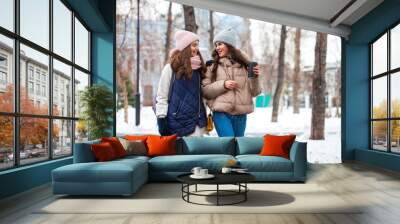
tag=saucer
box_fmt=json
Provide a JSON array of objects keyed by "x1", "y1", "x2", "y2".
[{"x1": 190, "y1": 174, "x2": 215, "y2": 179}]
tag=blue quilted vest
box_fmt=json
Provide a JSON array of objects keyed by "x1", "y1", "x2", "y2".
[{"x1": 167, "y1": 70, "x2": 207, "y2": 136}]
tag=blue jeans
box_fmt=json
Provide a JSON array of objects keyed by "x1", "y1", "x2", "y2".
[{"x1": 213, "y1": 112, "x2": 247, "y2": 137}]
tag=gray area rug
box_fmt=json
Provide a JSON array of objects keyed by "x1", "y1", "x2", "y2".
[{"x1": 38, "y1": 183, "x2": 362, "y2": 214}]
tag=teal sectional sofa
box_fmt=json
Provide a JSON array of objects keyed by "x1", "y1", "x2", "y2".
[{"x1": 52, "y1": 137, "x2": 307, "y2": 196}]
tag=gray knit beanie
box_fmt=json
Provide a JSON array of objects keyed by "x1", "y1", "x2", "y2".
[{"x1": 213, "y1": 28, "x2": 237, "y2": 48}]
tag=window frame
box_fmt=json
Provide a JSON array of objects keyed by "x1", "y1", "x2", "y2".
[
  {"x1": 370, "y1": 21, "x2": 400, "y2": 154},
  {"x1": 0, "y1": 0, "x2": 92, "y2": 171}
]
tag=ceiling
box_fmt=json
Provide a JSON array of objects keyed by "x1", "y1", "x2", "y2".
[{"x1": 171, "y1": 0, "x2": 384, "y2": 38}]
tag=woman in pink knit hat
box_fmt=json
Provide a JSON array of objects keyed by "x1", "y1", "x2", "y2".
[{"x1": 155, "y1": 30, "x2": 208, "y2": 137}]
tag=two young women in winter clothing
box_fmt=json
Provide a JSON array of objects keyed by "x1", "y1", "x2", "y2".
[{"x1": 156, "y1": 28, "x2": 260, "y2": 137}]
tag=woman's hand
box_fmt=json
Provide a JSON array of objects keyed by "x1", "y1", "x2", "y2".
[
  {"x1": 224, "y1": 80, "x2": 238, "y2": 90},
  {"x1": 253, "y1": 65, "x2": 260, "y2": 77}
]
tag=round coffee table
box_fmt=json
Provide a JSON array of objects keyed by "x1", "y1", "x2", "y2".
[{"x1": 177, "y1": 172, "x2": 255, "y2": 206}]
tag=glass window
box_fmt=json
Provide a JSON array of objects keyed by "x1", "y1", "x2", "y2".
[
  {"x1": 372, "y1": 34, "x2": 387, "y2": 76},
  {"x1": 53, "y1": 0, "x2": 72, "y2": 60},
  {"x1": 75, "y1": 120, "x2": 88, "y2": 143},
  {"x1": 28, "y1": 67, "x2": 34, "y2": 80},
  {"x1": 0, "y1": 35, "x2": 14, "y2": 113},
  {"x1": 74, "y1": 18, "x2": 89, "y2": 70},
  {"x1": 20, "y1": 0, "x2": 49, "y2": 49},
  {"x1": 0, "y1": 0, "x2": 14, "y2": 31},
  {"x1": 36, "y1": 84, "x2": 40, "y2": 95},
  {"x1": 372, "y1": 77, "x2": 387, "y2": 119},
  {"x1": 0, "y1": 116, "x2": 14, "y2": 170},
  {"x1": 19, "y1": 117, "x2": 49, "y2": 165},
  {"x1": 53, "y1": 59, "x2": 72, "y2": 117},
  {"x1": 391, "y1": 72, "x2": 400, "y2": 118},
  {"x1": 42, "y1": 85, "x2": 46, "y2": 96},
  {"x1": 20, "y1": 44, "x2": 49, "y2": 115},
  {"x1": 391, "y1": 24, "x2": 400, "y2": 70},
  {"x1": 0, "y1": 0, "x2": 91, "y2": 169},
  {"x1": 28, "y1": 81, "x2": 34, "y2": 93},
  {"x1": 372, "y1": 121, "x2": 388, "y2": 151},
  {"x1": 74, "y1": 69, "x2": 89, "y2": 118},
  {"x1": 391, "y1": 120, "x2": 400, "y2": 153},
  {"x1": 53, "y1": 119, "x2": 72, "y2": 158}
]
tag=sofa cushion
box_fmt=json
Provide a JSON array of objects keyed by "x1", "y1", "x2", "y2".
[
  {"x1": 73, "y1": 140, "x2": 100, "y2": 163},
  {"x1": 52, "y1": 159, "x2": 147, "y2": 183},
  {"x1": 236, "y1": 137, "x2": 263, "y2": 155},
  {"x1": 147, "y1": 134, "x2": 177, "y2": 157},
  {"x1": 180, "y1": 137, "x2": 235, "y2": 155},
  {"x1": 118, "y1": 138, "x2": 147, "y2": 156},
  {"x1": 236, "y1": 155, "x2": 293, "y2": 172},
  {"x1": 91, "y1": 142, "x2": 118, "y2": 161},
  {"x1": 101, "y1": 137, "x2": 127, "y2": 158},
  {"x1": 148, "y1": 154, "x2": 235, "y2": 172},
  {"x1": 260, "y1": 134, "x2": 296, "y2": 159}
]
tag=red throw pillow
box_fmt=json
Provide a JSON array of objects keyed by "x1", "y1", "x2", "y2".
[
  {"x1": 91, "y1": 142, "x2": 117, "y2": 161},
  {"x1": 146, "y1": 134, "x2": 177, "y2": 157},
  {"x1": 259, "y1": 134, "x2": 296, "y2": 159},
  {"x1": 101, "y1": 137, "x2": 127, "y2": 158}
]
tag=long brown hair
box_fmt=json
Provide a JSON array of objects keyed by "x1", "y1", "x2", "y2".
[
  {"x1": 211, "y1": 43, "x2": 250, "y2": 77},
  {"x1": 170, "y1": 46, "x2": 206, "y2": 80}
]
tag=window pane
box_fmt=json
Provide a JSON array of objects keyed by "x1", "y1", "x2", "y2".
[
  {"x1": 53, "y1": 0, "x2": 72, "y2": 60},
  {"x1": 0, "y1": 35, "x2": 14, "y2": 112},
  {"x1": 372, "y1": 121, "x2": 388, "y2": 151},
  {"x1": 53, "y1": 119, "x2": 72, "y2": 158},
  {"x1": 75, "y1": 120, "x2": 88, "y2": 143},
  {"x1": 391, "y1": 72, "x2": 400, "y2": 118},
  {"x1": 20, "y1": 0, "x2": 49, "y2": 49},
  {"x1": 74, "y1": 69, "x2": 89, "y2": 118},
  {"x1": 391, "y1": 24, "x2": 400, "y2": 70},
  {"x1": 0, "y1": 116, "x2": 13, "y2": 170},
  {"x1": 53, "y1": 59, "x2": 72, "y2": 117},
  {"x1": 20, "y1": 117, "x2": 49, "y2": 165},
  {"x1": 372, "y1": 77, "x2": 387, "y2": 119},
  {"x1": 0, "y1": 0, "x2": 14, "y2": 31},
  {"x1": 20, "y1": 44, "x2": 49, "y2": 115},
  {"x1": 391, "y1": 120, "x2": 400, "y2": 153},
  {"x1": 75, "y1": 18, "x2": 89, "y2": 70},
  {"x1": 372, "y1": 33, "x2": 387, "y2": 76}
]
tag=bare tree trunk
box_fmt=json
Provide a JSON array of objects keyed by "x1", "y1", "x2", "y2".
[
  {"x1": 183, "y1": 5, "x2": 198, "y2": 33},
  {"x1": 271, "y1": 25, "x2": 287, "y2": 122},
  {"x1": 310, "y1": 32, "x2": 327, "y2": 140},
  {"x1": 335, "y1": 67, "x2": 341, "y2": 117},
  {"x1": 164, "y1": 2, "x2": 173, "y2": 64},
  {"x1": 209, "y1": 10, "x2": 214, "y2": 51},
  {"x1": 241, "y1": 18, "x2": 254, "y2": 59},
  {"x1": 293, "y1": 28, "x2": 301, "y2": 114}
]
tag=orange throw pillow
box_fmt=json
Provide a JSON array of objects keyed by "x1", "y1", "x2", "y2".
[
  {"x1": 91, "y1": 142, "x2": 117, "y2": 162},
  {"x1": 146, "y1": 134, "x2": 177, "y2": 157},
  {"x1": 101, "y1": 137, "x2": 127, "y2": 158},
  {"x1": 259, "y1": 134, "x2": 296, "y2": 159},
  {"x1": 124, "y1": 135, "x2": 155, "y2": 141}
]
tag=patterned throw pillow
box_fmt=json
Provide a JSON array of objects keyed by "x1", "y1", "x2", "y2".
[{"x1": 118, "y1": 138, "x2": 147, "y2": 156}]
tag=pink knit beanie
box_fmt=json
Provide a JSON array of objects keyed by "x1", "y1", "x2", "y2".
[{"x1": 174, "y1": 29, "x2": 199, "y2": 51}]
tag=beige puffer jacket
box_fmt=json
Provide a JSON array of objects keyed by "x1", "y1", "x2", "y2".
[{"x1": 201, "y1": 52, "x2": 261, "y2": 115}]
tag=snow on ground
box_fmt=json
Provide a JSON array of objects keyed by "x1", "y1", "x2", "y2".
[{"x1": 117, "y1": 106, "x2": 341, "y2": 164}]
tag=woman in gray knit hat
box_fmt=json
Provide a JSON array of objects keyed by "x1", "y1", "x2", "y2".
[{"x1": 202, "y1": 28, "x2": 261, "y2": 137}]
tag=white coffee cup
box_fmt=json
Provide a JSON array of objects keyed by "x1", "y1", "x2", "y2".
[
  {"x1": 200, "y1": 169, "x2": 208, "y2": 176},
  {"x1": 191, "y1": 167, "x2": 202, "y2": 176},
  {"x1": 221, "y1": 167, "x2": 232, "y2": 174}
]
